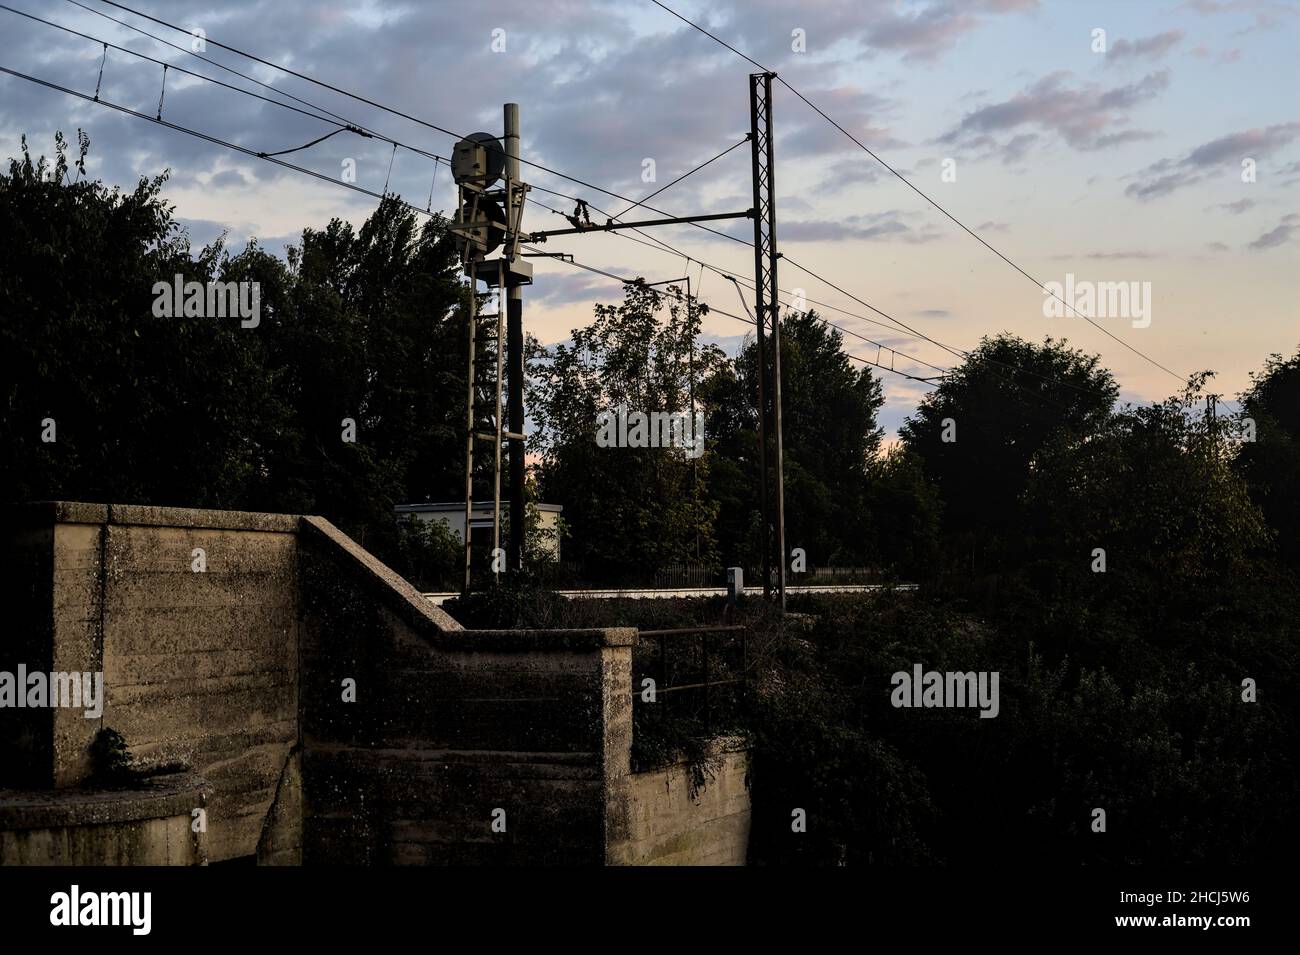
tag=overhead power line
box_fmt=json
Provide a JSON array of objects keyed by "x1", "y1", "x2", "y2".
[
  {"x1": 528, "y1": 192, "x2": 1083, "y2": 414},
  {"x1": 86, "y1": 0, "x2": 747, "y2": 219},
  {"x1": 528, "y1": 186, "x2": 1092, "y2": 408},
  {"x1": 521, "y1": 244, "x2": 941, "y2": 386},
  {"x1": 4, "y1": 4, "x2": 364, "y2": 134},
  {"x1": 646, "y1": 0, "x2": 1200, "y2": 394},
  {"x1": 61, "y1": 0, "x2": 360, "y2": 129},
  {"x1": 528, "y1": 195, "x2": 947, "y2": 375},
  {"x1": 0, "y1": 64, "x2": 427, "y2": 215},
  {"x1": 6, "y1": 56, "x2": 1084, "y2": 424},
  {"x1": 1, "y1": 55, "x2": 928, "y2": 388},
  {"x1": 19, "y1": 1, "x2": 1148, "y2": 411},
  {"x1": 606, "y1": 137, "x2": 748, "y2": 221},
  {"x1": 71, "y1": 0, "x2": 1088, "y2": 401}
]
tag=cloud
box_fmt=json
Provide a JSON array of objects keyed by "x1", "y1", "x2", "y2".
[
  {"x1": 1092, "y1": 130, "x2": 1161, "y2": 149},
  {"x1": 864, "y1": 0, "x2": 1039, "y2": 63},
  {"x1": 1276, "y1": 160, "x2": 1300, "y2": 187},
  {"x1": 1183, "y1": 123, "x2": 1300, "y2": 166},
  {"x1": 209, "y1": 169, "x2": 250, "y2": 189},
  {"x1": 1125, "y1": 170, "x2": 1197, "y2": 200},
  {"x1": 1181, "y1": 0, "x2": 1298, "y2": 17},
  {"x1": 1180, "y1": 0, "x2": 1300, "y2": 34},
  {"x1": 998, "y1": 132, "x2": 1040, "y2": 163},
  {"x1": 780, "y1": 210, "x2": 942, "y2": 243},
  {"x1": 1107, "y1": 30, "x2": 1185, "y2": 62},
  {"x1": 530, "y1": 270, "x2": 625, "y2": 308},
  {"x1": 815, "y1": 156, "x2": 884, "y2": 193},
  {"x1": 939, "y1": 70, "x2": 1168, "y2": 153},
  {"x1": 647, "y1": 0, "x2": 1032, "y2": 73},
  {"x1": 1126, "y1": 122, "x2": 1300, "y2": 199},
  {"x1": 1048, "y1": 251, "x2": 1163, "y2": 260},
  {"x1": 176, "y1": 217, "x2": 232, "y2": 250},
  {"x1": 1209, "y1": 198, "x2": 1256, "y2": 213},
  {"x1": 779, "y1": 83, "x2": 908, "y2": 159},
  {"x1": 1248, "y1": 213, "x2": 1300, "y2": 250}
]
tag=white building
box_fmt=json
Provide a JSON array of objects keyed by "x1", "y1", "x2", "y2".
[{"x1": 394, "y1": 501, "x2": 563, "y2": 559}]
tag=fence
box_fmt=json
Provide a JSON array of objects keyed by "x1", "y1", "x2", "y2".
[
  {"x1": 431, "y1": 559, "x2": 891, "y2": 594},
  {"x1": 650, "y1": 563, "x2": 888, "y2": 590},
  {"x1": 652, "y1": 563, "x2": 725, "y2": 589},
  {"x1": 632, "y1": 625, "x2": 749, "y2": 738}
]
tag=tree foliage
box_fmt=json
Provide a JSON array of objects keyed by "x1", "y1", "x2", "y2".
[
  {"x1": 718, "y1": 309, "x2": 886, "y2": 568},
  {"x1": 1235, "y1": 347, "x2": 1300, "y2": 564},
  {"x1": 900, "y1": 334, "x2": 1117, "y2": 570},
  {"x1": 1025, "y1": 372, "x2": 1272, "y2": 598},
  {"x1": 530, "y1": 281, "x2": 723, "y2": 579},
  {"x1": 0, "y1": 133, "x2": 468, "y2": 567}
]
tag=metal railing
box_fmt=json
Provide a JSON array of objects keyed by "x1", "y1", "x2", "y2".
[
  {"x1": 634, "y1": 624, "x2": 748, "y2": 736},
  {"x1": 651, "y1": 562, "x2": 723, "y2": 589}
]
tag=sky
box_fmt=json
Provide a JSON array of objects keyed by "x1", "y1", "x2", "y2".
[{"x1": 2, "y1": 0, "x2": 1298, "y2": 438}]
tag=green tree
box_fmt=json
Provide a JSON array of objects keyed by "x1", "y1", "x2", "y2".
[
  {"x1": 0, "y1": 133, "x2": 281, "y2": 508},
  {"x1": 712, "y1": 309, "x2": 885, "y2": 569},
  {"x1": 1024, "y1": 373, "x2": 1271, "y2": 601},
  {"x1": 863, "y1": 446, "x2": 942, "y2": 579},
  {"x1": 254, "y1": 197, "x2": 469, "y2": 549},
  {"x1": 900, "y1": 334, "x2": 1117, "y2": 572},
  {"x1": 0, "y1": 133, "x2": 469, "y2": 569},
  {"x1": 530, "y1": 282, "x2": 721, "y2": 581},
  {"x1": 1235, "y1": 346, "x2": 1300, "y2": 564}
]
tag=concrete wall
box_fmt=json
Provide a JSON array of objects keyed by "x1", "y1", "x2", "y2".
[
  {"x1": 1, "y1": 502, "x2": 750, "y2": 866},
  {"x1": 1, "y1": 502, "x2": 299, "y2": 862},
  {"x1": 0, "y1": 512, "x2": 56, "y2": 788},
  {"x1": 298, "y1": 516, "x2": 634, "y2": 865},
  {"x1": 610, "y1": 742, "x2": 751, "y2": 866},
  {"x1": 0, "y1": 772, "x2": 209, "y2": 865},
  {"x1": 98, "y1": 507, "x2": 299, "y2": 862}
]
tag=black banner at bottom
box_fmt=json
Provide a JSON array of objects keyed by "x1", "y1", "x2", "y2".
[{"x1": 0, "y1": 865, "x2": 1284, "y2": 942}]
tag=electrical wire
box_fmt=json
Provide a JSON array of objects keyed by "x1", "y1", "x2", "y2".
[
  {"x1": 647, "y1": 0, "x2": 1205, "y2": 397},
  {"x1": 15, "y1": 4, "x2": 1157, "y2": 411},
  {"x1": 59, "y1": 1, "x2": 1058, "y2": 393},
  {"x1": 606, "y1": 137, "x2": 748, "y2": 221},
  {"x1": 528, "y1": 195, "x2": 948, "y2": 376},
  {"x1": 521, "y1": 244, "x2": 941, "y2": 385}
]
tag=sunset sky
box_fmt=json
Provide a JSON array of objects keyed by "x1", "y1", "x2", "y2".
[{"x1": 3, "y1": 0, "x2": 1297, "y2": 436}]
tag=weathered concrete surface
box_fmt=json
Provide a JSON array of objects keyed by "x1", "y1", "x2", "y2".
[
  {"x1": 2, "y1": 503, "x2": 300, "y2": 862},
  {"x1": 0, "y1": 516, "x2": 56, "y2": 788},
  {"x1": 609, "y1": 740, "x2": 751, "y2": 866},
  {"x1": 99, "y1": 520, "x2": 298, "y2": 861},
  {"x1": 51, "y1": 521, "x2": 104, "y2": 788},
  {"x1": 257, "y1": 748, "x2": 302, "y2": 865},
  {"x1": 0, "y1": 771, "x2": 209, "y2": 865},
  {"x1": 2, "y1": 502, "x2": 751, "y2": 865},
  {"x1": 298, "y1": 516, "x2": 635, "y2": 865}
]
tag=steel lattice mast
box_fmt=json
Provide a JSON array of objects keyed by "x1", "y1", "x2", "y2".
[{"x1": 749, "y1": 71, "x2": 786, "y2": 609}]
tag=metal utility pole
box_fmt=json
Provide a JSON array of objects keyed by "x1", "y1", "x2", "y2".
[
  {"x1": 749, "y1": 81, "x2": 771, "y2": 603},
  {"x1": 505, "y1": 103, "x2": 526, "y2": 574},
  {"x1": 750, "y1": 71, "x2": 786, "y2": 610},
  {"x1": 525, "y1": 75, "x2": 785, "y2": 606},
  {"x1": 450, "y1": 112, "x2": 532, "y2": 591}
]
